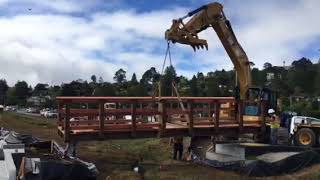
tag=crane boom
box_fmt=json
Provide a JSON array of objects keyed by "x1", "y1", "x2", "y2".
[{"x1": 165, "y1": 2, "x2": 251, "y2": 99}]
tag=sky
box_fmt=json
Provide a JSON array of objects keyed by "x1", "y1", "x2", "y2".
[{"x1": 0, "y1": 0, "x2": 319, "y2": 86}]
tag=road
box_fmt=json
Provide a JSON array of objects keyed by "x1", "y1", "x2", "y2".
[{"x1": 16, "y1": 109, "x2": 41, "y2": 117}]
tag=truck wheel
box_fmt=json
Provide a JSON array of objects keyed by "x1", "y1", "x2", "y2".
[{"x1": 295, "y1": 128, "x2": 316, "y2": 147}]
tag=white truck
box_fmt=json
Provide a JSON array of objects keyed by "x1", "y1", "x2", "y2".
[{"x1": 290, "y1": 116, "x2": 320, "y2": 147}]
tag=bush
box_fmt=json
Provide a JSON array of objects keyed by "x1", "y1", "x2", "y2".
[{"x1": 302, "y1": 110, "x2": 320, "y2": 119}]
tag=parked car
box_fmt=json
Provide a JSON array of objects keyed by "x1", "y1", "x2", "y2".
[
  {"x1": 44, "y1": 110, "x2": 58, "y2": 118},
  {"x1": 40, "y1": 108, "x2": 50, "y2": 116},
  {"x1": 4, "y1": 106, "x2": 17, "y2": 112},
  {"x1": 26, "y1": 107, "x2": 39, "y2": 113}
]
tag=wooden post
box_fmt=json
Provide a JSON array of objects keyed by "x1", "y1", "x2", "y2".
[
  {"x1": 187, "y1": 101, "x2": 194, "y2": 136},
  {"x1": 238, "y1": 100, "x2": 243, "y2": 133},
  {"x1": 64, "y1": 103, "x2": 70, "y2": 142},
  {"x1": 158, "y1": 100, "x2": 166, "y2": 137},
  {"x1": 131, "y1": 101, "x2": 137, "y2": 138},
  {"x1": 115, "y1": 103, "x2": 119, "y2": 120},
  {"x1": 57, "y1": 101, "x2": 63, "y2": 126},
  {"x1": 209, "y1": 101, "x2": 214, "y2": 123},
  {"x1": 99, "y1": 102, "x2": 105, "y2": 138},
  {"x1": 214, "y1": 101, "x2": 220, "y2": 133}
]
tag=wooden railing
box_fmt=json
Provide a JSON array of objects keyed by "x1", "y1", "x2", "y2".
[{"x1": 56, "y1": 96, "x2": 263, "y2": 142}]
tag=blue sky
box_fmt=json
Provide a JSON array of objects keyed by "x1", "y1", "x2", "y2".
[{"x1": 0, "y1": 0, "x2": 319, "y2": 86}]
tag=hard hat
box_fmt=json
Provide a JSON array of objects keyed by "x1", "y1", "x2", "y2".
[
  {"x1": 133, "y1": 166, "x2": 139, "y2": 173},
  {"x1": 268, "y1": 109, "x2": 275, "y2": 114}
]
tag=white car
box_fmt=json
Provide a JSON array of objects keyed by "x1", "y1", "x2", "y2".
[
  {"x1": 44, "y1": 111, "x2": 58, "y2": 118},
  {"x1": 40, "y1": 108, "x2": 50, "y2": 116}
]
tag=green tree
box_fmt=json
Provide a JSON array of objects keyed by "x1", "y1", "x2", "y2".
[
  {"x1": 6, "y1": 87, "x2": 18, "y2": 105},
  {"x1": 177, "y1": 76, "x2": 190, "y2": 96},
  {"x1": 61, "y1": 83, "x2": 77, "y2": 96},
  {"x1": 288, "y1": 57, "x2": 316, "y2": 95},
  {"x1": 314, "y1": 62, "x2": 320, "y2": 95},
  {"x1": 127, "y1": 84, "x2": 147, "y2": 96},
  {"x1": 48, "y1": 85, "x2": 61, "y2": 98},
  {"x1": 91, "y1": 75, "x2": 97, "y2": 83},
  {"x1": 130, "y1": 73, "x2": 138, "y2": 86},
  {"x1": 93, "y1": 82, "x2": 116, "y2": 96},
  {"x1": 190, "y1": 75, "x2": 198, "y2": 96},
  {"x1": 113, "y1": 69, "x2": 128, "y2": 96},
  {"x1": 214, "y1": 69, "x2": 229, "y2": 86},
  {"x1": 126, "y1": 73, "x2": 143, "y2": 96},
  {"x1": 205, "y1": 77, "x2": 219, "y2": 97},
  {"x1": 141, "y1": 67, "x2": 159, "y2": 84},
  {"x1": 251, "y1": 68, "x2": 266, "y2": 86},
  {"x1": 114, "y1": 68, "x2": 127, "y2": 84},
  {"x1": 263, "y1": 62, "x2": 272, "y2": 69},
  {"x1": 14, "y1": 81, "x2": 29, "y2": 106},
  {"x1": 197, "y1": 72, "x2": 206, "y2": 96},
  {"x1": 140, "y1": 67, "x2": 160, "y2": 96},
  {"x1": 0, "y1": 79, "x2": 9, "y2": 105},
  {"x1": 33, "y1": 83, "x2": 49, "y2": 96},
  {"x1": 161, "y1": 66, "x2": 177, "y2": 96}
]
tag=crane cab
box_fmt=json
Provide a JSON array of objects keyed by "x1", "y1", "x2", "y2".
[{"x1": 244, "y1": 87, "x2": 277, "y2": 116}]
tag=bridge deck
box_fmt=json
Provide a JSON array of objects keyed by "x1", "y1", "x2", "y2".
[{"x1": 56, "y1": 96, "x2": 265, "y2": 142}]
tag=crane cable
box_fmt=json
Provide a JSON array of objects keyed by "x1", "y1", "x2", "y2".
[{"x1": 151, "y1": 41, "x2": 189, "y2": 123}]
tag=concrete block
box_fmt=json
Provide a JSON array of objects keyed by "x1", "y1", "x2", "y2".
[
  {"x1": 215, "y1": 143, "x2": 245, "y2": 159},
  {"x1": 206, "y1": 151, "x2": 244, "y2": 162}
]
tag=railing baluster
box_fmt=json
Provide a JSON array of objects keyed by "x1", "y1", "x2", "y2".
[
  {"x1": 187, "y1": 100, "x2": 194, "y2": 136},
  {"x1": 209, "y1": 101, "x2": 214, "y2": 123},
  {"x1": 214, "y1": 101, "x2": 220, "y2": 133},
  {"x1": 131, "y1": 101, "x2": 137, "y2": 138},
  {"x1": 57, "y1": 101, "x2": 63, "y2": 126},
  {"x1": 99, "y1": 102, "x2": 105, "y2": 138},
  {"x1": 158, "y1": 100, "x2": 166, "y2": 137}
]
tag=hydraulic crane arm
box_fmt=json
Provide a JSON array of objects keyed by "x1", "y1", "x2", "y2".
[{"x1": 165, "y1": 2, "x2": 251, "y2": 99}]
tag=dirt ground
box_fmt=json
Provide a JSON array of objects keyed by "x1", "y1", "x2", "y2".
[{"x1": 1, "y1": 112, "x2": 320, "y2": 180}]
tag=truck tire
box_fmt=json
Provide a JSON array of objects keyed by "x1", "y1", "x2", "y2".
[{"x1": 295, "y1": 128, "x2": 316, "y2": 147}]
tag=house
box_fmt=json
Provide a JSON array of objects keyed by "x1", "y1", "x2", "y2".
[
  {"x1": 27, "y1": 96, "x2": 51, "y2": 106},
  {"x1": 266, "y1": 72, "x2": 275, "y2": 81},
  {"x1": 265, "y1": 66, "x2": 288, "y2": 81}
]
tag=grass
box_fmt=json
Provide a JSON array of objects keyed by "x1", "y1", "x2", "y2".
[
  {"x1": 2, "y1": 112, "x2": 320, "y2": 180},
  {"x1": 0, "y1": 112, "x2": 59, "y2": 141}
]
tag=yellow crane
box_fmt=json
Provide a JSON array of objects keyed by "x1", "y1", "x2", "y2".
[{"x1": 165, "y1": 2, "x2": 277, "y2": 113}]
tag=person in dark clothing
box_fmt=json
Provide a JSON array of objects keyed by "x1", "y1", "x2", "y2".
[{"x1": 170, "y1": 137, "x2": 183, "y2": 160}]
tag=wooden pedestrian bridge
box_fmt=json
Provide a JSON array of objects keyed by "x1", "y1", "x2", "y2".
[{"x1": 56, "y1": 96, "x2": 267, "y2": 142}]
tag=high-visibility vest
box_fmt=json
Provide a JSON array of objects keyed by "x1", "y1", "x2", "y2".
[{"x1": 269, "y1": 115, "x2": 280, "y2": 129}]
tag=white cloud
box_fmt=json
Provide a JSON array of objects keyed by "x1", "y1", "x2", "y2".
[
  {"x1": 0, "y1": 0, "x2": 319, "y2": 87},
  {"x1": 0, "y1": 8, "x2": 188, "y2": 86}
]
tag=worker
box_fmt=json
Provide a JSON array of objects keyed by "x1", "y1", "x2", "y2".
[
  {"x1": 169, "y1": 136, "x2": 183, "y2": 160},
  {"x1": 268, "y1": 109, "x2": 280, "y2": 145},
  {"x1": 187, "y1": 137, "x2": 196, "y2": 161}
]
